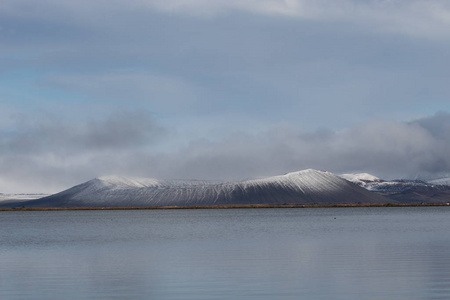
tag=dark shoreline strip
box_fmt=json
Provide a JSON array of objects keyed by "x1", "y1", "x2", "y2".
[{"x1": 1, "y1": 203, "x2": 450, "y2": 211}]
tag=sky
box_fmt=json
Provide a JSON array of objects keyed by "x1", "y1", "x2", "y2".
[{"x1": 1, "y1": 0, "x2": 450, "y2": 193}]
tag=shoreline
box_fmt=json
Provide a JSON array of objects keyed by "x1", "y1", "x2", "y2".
[{"x1": 1, "y1": 202, "x2": 450, "y2": 211}]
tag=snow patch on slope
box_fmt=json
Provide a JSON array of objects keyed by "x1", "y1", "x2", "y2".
[
  {"x1": 340, "y1": 173, "x2": 381, "y2": 182},
  {"x1": 97, "y1": 175, "x2": 161, "y2": 188},
  {"x1": 243, "y1": 169, "x2": 343, "y2": 193}
]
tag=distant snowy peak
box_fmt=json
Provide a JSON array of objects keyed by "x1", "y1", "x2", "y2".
[
  {"x1": 341, "y1": 173, "x2": 381, "y2": 182},
  {"x1": 340, "y1": 172, "x2": 450, "y2": 195},
  {"x1": 340, "y1": 173, "x2": 382, "y2": 188}
]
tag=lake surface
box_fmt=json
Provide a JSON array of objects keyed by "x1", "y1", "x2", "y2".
[{"x1": 1, "y1": 207, "x2": 450, "y2": 299}]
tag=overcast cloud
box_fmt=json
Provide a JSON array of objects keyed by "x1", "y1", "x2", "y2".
[
  {"x1": 1, "y1": 112, "x2": 449, "y2": 193},
  {"x1": 1, "y1": 0, "x2": 450, "y2": 193}
]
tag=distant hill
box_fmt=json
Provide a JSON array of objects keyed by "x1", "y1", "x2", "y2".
[
  {"x1": 340, "y1": 173, "x2": 450, "y2": 204},
  {"x1": 2, "y1": 169, "x2": 390, "y2": 208}
]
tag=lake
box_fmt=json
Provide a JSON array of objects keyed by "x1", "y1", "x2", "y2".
[{"x1": 1, "y1": 207, "x2": 450, "y2": 299}]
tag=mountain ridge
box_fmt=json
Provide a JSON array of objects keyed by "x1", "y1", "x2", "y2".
[
  {"x1": 340, "y1": 172, "x2": 450, "y2": 203},
  {"x1": 1, "y1": 169, "x2": 391, "y2": 208}
]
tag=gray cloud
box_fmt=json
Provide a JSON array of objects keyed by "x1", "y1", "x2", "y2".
[
  {"x1": 1, "y1": 111, "x2": 165, "y2": 155},
  {"x1": 413, "y1": 111, "x2": 450, "y2": 140},
  {"x1": 0, "y1": 111, "x2": 166, "y2": 192},
  {"x1": 1, "y1": 112, "x2": 450, "y2": 193},
  {"x1": 140, "y1": 112, "x2": 450, "y2": 182}
]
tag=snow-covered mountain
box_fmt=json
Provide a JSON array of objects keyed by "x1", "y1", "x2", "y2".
[
  {"x1": 340, "y1": 173, "x2": 382, "y2": 189},
  {"x1": 2, "y1": 169, "x2": 390, "y2": 208},
  {"x1": 340, "y1": 173, "x2": 427, "y2": 192},
  {"x1": 340, "y1": 173, "x2": 450, "y2": 203}
]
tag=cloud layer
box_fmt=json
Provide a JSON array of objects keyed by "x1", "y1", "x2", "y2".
[{"x1": 1, "y1": 112, "x2": 450, "y2": 193}]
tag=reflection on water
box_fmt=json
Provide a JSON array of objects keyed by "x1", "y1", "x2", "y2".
[{"x1": 1, "y1": 207, "x2": 450, "y2": 299}]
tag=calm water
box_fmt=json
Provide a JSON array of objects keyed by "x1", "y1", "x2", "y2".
[{"x1": 1, "y1": 207, "x2": 450, "y2": 299}]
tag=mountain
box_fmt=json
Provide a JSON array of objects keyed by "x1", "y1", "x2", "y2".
[
  {"x1": 340, "y1": 173, "x2": 382, "y2": 189},
  {"x1": 340, "y1": 173, "x2": 450, "y2": 203},
  {"x1": 2, "y1": 169, "x2": 390, "y2": 208}
]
